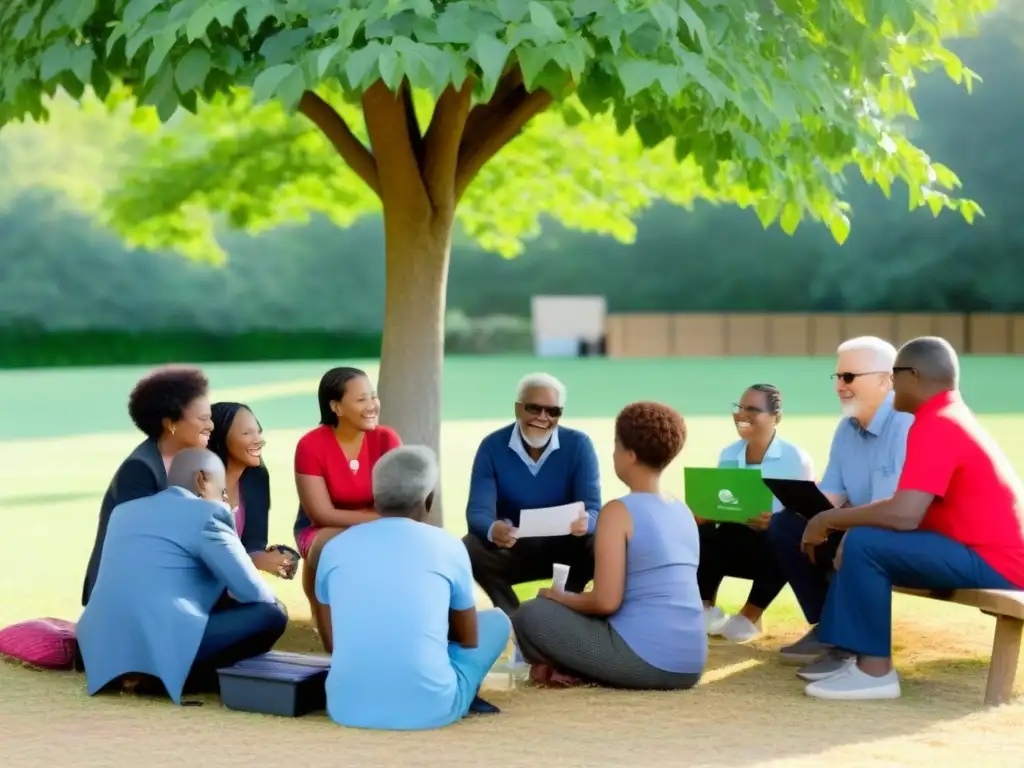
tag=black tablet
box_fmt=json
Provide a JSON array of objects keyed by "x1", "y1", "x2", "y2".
[{"x1": 762, "y1": 478, "x2": 834, "y2": 519}]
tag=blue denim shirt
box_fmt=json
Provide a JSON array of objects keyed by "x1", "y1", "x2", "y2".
[{"x1": 819, "y1": 392, "x2": 913, "y2": 506}]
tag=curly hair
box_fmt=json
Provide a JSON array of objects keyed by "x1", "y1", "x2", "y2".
[
  {"x1": 318, "y1": 366, "x2": 369, "y2": 426},
  {"x1": 127, "y1": 365, "x2": 209, "y2": 439},
  {"x1": 615, "y1": 402, "x2": 686, "y2": 470}
]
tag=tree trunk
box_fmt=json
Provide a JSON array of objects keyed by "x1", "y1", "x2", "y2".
[{"x1": 376, "y1": 208, "x2": 453, "y2": 527}]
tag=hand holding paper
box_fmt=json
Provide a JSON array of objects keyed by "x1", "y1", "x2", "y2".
[{"x1": 517, "y1": 501, "x2": 587, "y2": 538}]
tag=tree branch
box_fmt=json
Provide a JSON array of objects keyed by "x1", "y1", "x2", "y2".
[
  {"x1": 298, "y1": 91, "x2": 380, "y2": 199},
  {"x1": 401, "y1": 81, "x2": 426, "y2": 173},
  {"x1": 362, "y1": 80, "x2": 431, "y2": 216},
  {"x1": 422, "y1": 82, "x2": 472, "y2": 216},
  {"x1": 454, "y1": 75, "x2": 553, "y2": 202}
]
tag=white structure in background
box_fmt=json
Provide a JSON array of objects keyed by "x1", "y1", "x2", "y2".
[{"x1": 530, "y1": 295, "x2": 607, "y2": 357}]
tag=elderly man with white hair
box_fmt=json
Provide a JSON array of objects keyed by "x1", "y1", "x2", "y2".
[
  {"x1": 314, "y1": 446, "x2": 511, "y2": 731},
  {"x1": 764, "y1": 336, "x2": 913, "y2": 672},
  {"x1": 463, "y1": 372, "x2": 602, "y2": 615}
]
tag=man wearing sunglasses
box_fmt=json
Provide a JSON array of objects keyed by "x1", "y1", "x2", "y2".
[
  {"x1": 463, "y1": 373, "x2": 602, "y2": 615},
  {"x1": 797, "y1": 336, "x2": 1024, "y2": 700},
  {"x1": 765, "y1": 336, "x2": 913, "y2": 669}
]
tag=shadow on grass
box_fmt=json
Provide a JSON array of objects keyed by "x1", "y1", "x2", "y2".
[{"x1": 1, "y1": 491, "x2": 98, "y2": 508}]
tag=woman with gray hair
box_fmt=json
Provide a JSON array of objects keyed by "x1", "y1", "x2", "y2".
[{"x1": 311, "y1": 446, "x2": 511, "y2": 730}]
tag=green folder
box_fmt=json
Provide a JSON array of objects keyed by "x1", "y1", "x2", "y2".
[{"x1": 683, "y1": 467, "x2": 774, "y2": 523}]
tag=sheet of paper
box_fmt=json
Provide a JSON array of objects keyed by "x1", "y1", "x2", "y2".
[{"x1": 516, "y1": 501, "x2": 586, "y2": 538}]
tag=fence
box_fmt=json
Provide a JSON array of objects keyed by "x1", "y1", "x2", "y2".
[{"x1": 604, "y1": 313, "x2": 1024, "y2": 357}]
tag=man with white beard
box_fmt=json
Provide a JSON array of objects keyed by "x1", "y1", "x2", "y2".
[
  {"x1": 765, "y1": 336, "x2": 913, "y2": 667},
  {"x1": 463, "y1": 373, "x2": 602, "y2": 615}
]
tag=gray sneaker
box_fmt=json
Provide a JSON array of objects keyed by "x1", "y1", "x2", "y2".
[
  {"x1": 779, "y1": 627, "x2": 833, "y2": 665},
  {"x1": 797, "y1": 648, "x2": 855, "y2": 681}
]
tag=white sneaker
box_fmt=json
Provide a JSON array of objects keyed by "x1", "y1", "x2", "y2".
[
  {"x1": 704, "y1": 606, "x2": 729, "y2": 634},
  {"x1": 718, "y1": 614, "x2": 761, "y2": 643},
  {"x1": 804, "y1": 659, "x2": 901, "y2": 700}
]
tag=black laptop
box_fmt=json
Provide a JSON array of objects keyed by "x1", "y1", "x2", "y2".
[{"x1": 762, "y1": 478, "x2": 834, "y2": 519}]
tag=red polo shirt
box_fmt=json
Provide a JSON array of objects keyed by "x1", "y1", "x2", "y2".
[{"x1": 897, "y1": 390, "x2": 1024, "y2": 587}]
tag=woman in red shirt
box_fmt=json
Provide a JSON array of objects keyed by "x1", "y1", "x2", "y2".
[{"x1": 294, "y1": 366, "x2": 401, "y2": 650}]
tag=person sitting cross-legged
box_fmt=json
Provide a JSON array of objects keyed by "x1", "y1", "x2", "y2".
[
  {"x1": 77, "y1": 448, "x2": 288, "y2": 704},
  {"x1": 797, "y1": 336, "x2": 1024, "y2": 700},
  {"x1": 462, "y1": 372, "x2": 602, "y2": 615},
  {"x1": 315, "y1": 446, "x2": 511, "y2": 731},
  {"x1": 511, "y1": 402, "x2": 705, "y2": 690}
]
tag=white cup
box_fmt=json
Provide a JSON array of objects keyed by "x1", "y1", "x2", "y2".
[{"x1": 551, "y1": 563, "x2": 570, "y2": 592}]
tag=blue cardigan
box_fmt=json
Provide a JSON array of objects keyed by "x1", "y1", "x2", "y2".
[{"x1": 465, "y1": 424, "x2": 602, "y2": 540}]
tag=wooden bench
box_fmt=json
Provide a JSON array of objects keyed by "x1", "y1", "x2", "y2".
[{"x1": 894, "y1": 587, "x2": 1024, "y2": 705}]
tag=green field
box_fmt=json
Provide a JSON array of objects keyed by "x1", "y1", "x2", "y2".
[{"x1": 4, "y1": 356, "x2": 1024, "y2": 767}]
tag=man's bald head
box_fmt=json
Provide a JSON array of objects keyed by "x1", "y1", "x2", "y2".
[
  {"x1": 896, "y1": 336, "x2": 959, "y2": 387},
  {"x1": 892, "y1": 336, "x2": 959, "y2": 413},
  {"x1": 168, "y1": 448, "x2": 227, "y2": 502}
]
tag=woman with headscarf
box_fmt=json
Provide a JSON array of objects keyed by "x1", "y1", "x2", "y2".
[{"x1": 209, "y1": 402, "x2": 295, "y2": 579}]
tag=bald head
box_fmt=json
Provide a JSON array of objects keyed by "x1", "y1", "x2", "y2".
[
  {"x1": 168, "y1": 448, "x2": 227, "y2": 502},
  {"x1": 896, "y1": 336, "x2": 959, "y2": 387}
]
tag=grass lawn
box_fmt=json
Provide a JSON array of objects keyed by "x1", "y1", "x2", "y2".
[{"x1": 4, "y1": 356, "x2": 1024, "y2": 767}]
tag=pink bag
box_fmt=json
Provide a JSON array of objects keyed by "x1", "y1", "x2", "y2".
[{"x1": 0, "y1": 618, "x2": 78, "y2": 670}]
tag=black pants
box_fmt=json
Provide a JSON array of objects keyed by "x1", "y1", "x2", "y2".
[
  {"x1": 763, "y1": 509, "x2": 843, "y2": 625},
  {"x1": 462, "y1": 533, "x2": 595, "y2": 615},
  {"x1": 185, "y1": 597, "x2": 289, "y2": 693},
  {"x1": 697, "y1": 522, "x2": 788, "y2": 610}
]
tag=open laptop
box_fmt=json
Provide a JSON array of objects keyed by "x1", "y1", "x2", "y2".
[
  {"x1": 684, "y1": 467, "x2": 775, "y2": 524},
  {"x1": 761, "y1": 478, "x2": 833, "y2": 520}
]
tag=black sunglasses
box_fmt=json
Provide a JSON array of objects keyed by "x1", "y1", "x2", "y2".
[
  {"x1": 831, "y1": 371, "x2": 888, "y2": 385},
  {"x1": 892, "y1": 366, "x2": 916, "y2": 375},
  {"x1": 521, "y1": 402, "x2": 563, "y2": 418}
]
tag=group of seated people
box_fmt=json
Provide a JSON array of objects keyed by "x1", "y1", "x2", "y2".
[{"x1": 75, "y1": 333, "x2": 1024, "y2": 729}]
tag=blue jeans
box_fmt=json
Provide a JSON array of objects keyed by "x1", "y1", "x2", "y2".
[
  {"x1": 448, "y1": 609, "x2": 511, "y2": 721},
  {"x1": 188, "y1": 599, "x2": 289, "y2": 690},
  {"x1": 818, "y1": 527, "x2": 1014, "y2": 658},
  {"x1": 764, "y1": 509, "x2": 843, "y2": 624}
]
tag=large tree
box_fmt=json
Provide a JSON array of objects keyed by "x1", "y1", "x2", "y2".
[{"x1": 0, "y1": 0, "x2": 988, "y2": 522}]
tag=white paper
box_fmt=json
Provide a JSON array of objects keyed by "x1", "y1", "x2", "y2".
[{"x1": 516, "y1": 502, "x2": 586, "y2": 538}]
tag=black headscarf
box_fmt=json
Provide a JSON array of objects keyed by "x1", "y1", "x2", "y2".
[{"x1": 209, "y1": 401, "x2": 262, "y2": 468}]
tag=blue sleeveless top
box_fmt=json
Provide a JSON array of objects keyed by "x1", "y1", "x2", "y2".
[{"x1": 607, "y1": 492, "x2": 706, "y2": 675}]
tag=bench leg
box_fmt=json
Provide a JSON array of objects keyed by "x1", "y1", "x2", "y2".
[{"x1": 985, "y1": 615, "x2": 1023, "y2": 706}]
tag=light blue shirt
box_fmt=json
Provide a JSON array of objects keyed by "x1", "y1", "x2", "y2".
[
  {"x1": 819, "y1": 392, "x2": 914, "y2": 506},
  {"x1": 717, "y1": 434, "x2": 815, "y2": 512},
  {"x1": 315, "y1": 517, "x2": 476, "y2": 731},
  {"x1": 508, "y1": 422, "x2": 560, "y2": 475}
]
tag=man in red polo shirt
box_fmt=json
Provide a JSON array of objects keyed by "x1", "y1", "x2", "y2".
[{"x1": 795, "y1": 335, "x2": 1024, "y2": 700}]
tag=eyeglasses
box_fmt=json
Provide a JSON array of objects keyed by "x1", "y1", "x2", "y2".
[
  {"x1": 520, "y1": 402, "x2": 563, "y2": 418},
  {"x1": 892, "y1": 366, "x2": 916, "y2": 376},
  {"x1": 732, "y1": 404, "x2": 766, "y2": 415},
  {"x1": 831, "y1": 371, "x2": 888, "y2": 385}
]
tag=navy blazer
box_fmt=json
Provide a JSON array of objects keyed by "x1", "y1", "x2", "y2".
[
  {"x1": 238, "y1": 464, "x2": 271, "y2": 554},
  {"x1": 82, "y1": 438, "x2": 166, "y2": 607}
]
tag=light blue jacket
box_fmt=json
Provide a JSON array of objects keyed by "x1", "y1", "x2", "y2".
[
  {"x1": 718, "y1": 434, "x2": 815, "y2": 512},
  {"x1": 77, "y1": 487, "x2": 277, "y2": 703}
]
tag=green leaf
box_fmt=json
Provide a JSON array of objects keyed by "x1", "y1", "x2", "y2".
[
  {"x1": 378, "y1": 46, "x2": 401, "y2": 90},
  {"x1": 528, "y1": 1, "x2": 563, "y2": 41},
  {"x1": 70, "y1": 46, "x2": 96, "y2": 84},
  {"x1": 517, "y1": 46, "x2": 552, "y2": 91},
  {"x1": 617, "y1": 60, "x2": 660, "y2": 98},
  {"x1": 13, "y1": 9, "x2": 40, "y2": 40},
  {"x1": 344, "y1": 42, "x2": 383, "y2": 89},
  {"x1": 251, "y1": 64, "x2": 295, "y2": 104},
  {"x1": 497, "y1": 0, "x2": 531, "y2": 23},
  {"x1": 317, "y1": 43, "x2": 343, "y2": 78},
  {"x1": 435, "y1": 6, "x2": 482, "y2": 44},
  {"x1": 175, "y1": 46, "x2": 212, "y2": 92},
  {"x1": 186, "y1": 4, "x2": 219, "y2": 42},
  {"x1": 123, "y1": 0, "x2": 163, "y2": 28},
  {"x1": 470, "y1": 34, "x2": 512, "y2": 97},
  {"x1": 780, "y1": 200, "x2": 803, "y2": 235},
  {"x1": 40, "y1": 42, "x2": 72, "y2": 81},
  {"x1": 678, "y1": 2, "x2": 709, "y2": 51},
  {"x1": 825, "y1": 208, "x2": 851, "y2": 245},
  {"x1": 649, "y1": 1, "x2": 678, "y2": 35},
  {"x1": 145, "y1": 30, "x2": 178, "y2": 80},
  {"x1": 260, "y1": 29, "x2": 313, "y2": 66}
]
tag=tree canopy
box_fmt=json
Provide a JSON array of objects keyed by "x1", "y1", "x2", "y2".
[{"x1": 0, "y1": 0, "x2": 995, "y2": 522}]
